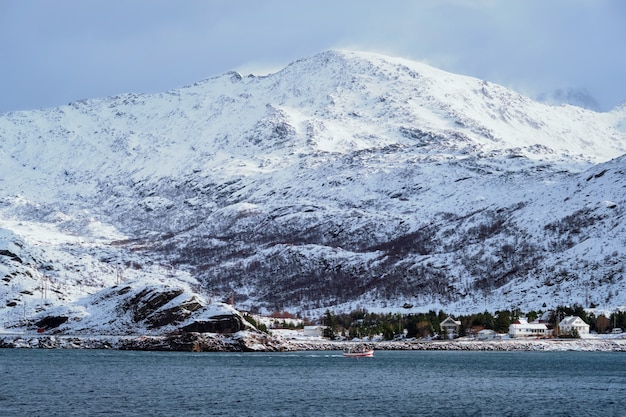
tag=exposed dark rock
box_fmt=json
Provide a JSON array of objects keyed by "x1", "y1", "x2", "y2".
[
  {"x1": 116, "y1": 285, "x2": 132, "y2": 295},
  {"x1": 34, "y1": 316, "x2": 69, "y2": 329},
  {"x1": 129, "y1": 288, "x2": 184, "y2": 322},
  {"x1": 181, "y1": 314, "x2": 245, "y2": 334},
  {"x1": 145, "y1": 297, "x2": 204, "y2": 328},
  {"x1": 0, "y1": 249, "x2": 23, "y2": 264}
]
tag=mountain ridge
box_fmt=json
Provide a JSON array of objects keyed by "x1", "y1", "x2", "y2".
[{"x1": 1, "y1": 50, "x2": 625, "y2": 332}]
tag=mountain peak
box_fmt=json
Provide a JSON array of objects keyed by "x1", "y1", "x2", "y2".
[{"x1": 248, "y1": 50, "x2": 625, "y2": 164}]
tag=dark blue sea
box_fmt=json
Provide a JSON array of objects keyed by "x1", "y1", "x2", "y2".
[{"x1": 1, "y1": 349, "x2": 625, "y2": 416}]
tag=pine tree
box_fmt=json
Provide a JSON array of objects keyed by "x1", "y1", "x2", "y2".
[{"x1": 494, "y1": 310, "x2": 511, "y2": 333}]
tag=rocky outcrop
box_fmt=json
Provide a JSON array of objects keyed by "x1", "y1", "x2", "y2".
[
  {"x1": 34, "y1": 316, "x2": 69, "y2": 330},
  {"x1": 180, "y1": 315, "x2": 245, "y2": 334},
  {"x1": 129, "y1": 287, "x2": 184, "y2": 322},
  {"x1": 144, "y1": 297, "x2": 204, "y2": 328},
  {"x1": 112, "y1": 284, "x2": 208, "y2": 329},
  {"x1": 0, "y1": 249, "x2": 23, "y2": 264}
]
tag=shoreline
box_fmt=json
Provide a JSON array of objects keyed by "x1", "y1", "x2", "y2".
[
  {"x1": 285, "y1": 338, "x2": 626, "y2": 352},
  {"x1": 2, "y1": 332, "x2": 626, "y2": 352}
]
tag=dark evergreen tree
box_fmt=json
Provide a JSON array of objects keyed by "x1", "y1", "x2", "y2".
[{"x1": 494, "y1": 310, "x2": 511, "y2": 333}]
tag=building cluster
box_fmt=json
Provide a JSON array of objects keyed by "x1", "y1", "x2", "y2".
[
  {"x1": 441, "y1": 315, "x2": 600, "y2": 340},
  {"x1": 508, "y1": 316, "x2": 590, "y2": 338}
]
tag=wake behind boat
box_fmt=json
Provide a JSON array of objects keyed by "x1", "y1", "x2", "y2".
[{"x1": 342, "y1": 344, "x2": 374, "y2": 358}]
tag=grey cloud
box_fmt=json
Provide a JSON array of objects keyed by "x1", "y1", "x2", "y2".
[{"x1": 0, "y1": 0, "x2": 624, "y2": 113}]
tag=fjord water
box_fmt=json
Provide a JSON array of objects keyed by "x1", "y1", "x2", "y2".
[{"x1": 1, "y1": 349, "x2": 625, "y2": 416}]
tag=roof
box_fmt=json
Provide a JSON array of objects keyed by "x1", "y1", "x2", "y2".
[
  {"x1": 440, "y1": 317, "x2": 461, "y2": 326},
  {"x1": 510, "y1": 321, "x2": 547, "y2": 330},
  {"x1": 559, "y1": 316, "x2": 589, "y2": 326}
]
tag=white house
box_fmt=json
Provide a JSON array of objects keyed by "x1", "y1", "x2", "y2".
[
  {"x1": 558, "y1": 316, "x2": 589, "y2": 336},
  {"x1": 440, "y1": 316, "x2": 461, "y2": 339},
  {"x1": 303, "y1": 325, "x2": 326, "y2": 338},
  {"x1": 477, "y1": 329, "x2": 497, "y2": 340},
  {"x1": 509, "y1": 319, "x2": 548, "y2": 338}
]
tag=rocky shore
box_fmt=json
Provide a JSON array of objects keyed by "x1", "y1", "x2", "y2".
[
  {"x1": 284, "y1": 338, "x2": 626, "y2": 352},
  {"x1": 0, "y1": 331, "x2": 285, "y2": 352},
  {"x1": 2, "y1": 331, "x2": 626, "y2": 352}
]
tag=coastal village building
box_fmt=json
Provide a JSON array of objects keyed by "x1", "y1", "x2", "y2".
[
  {"x1": 477, "y1": 329, "x2": 498, "y2": 340},
  {"x1": 440, "y1": 316, "x2": 461, "y2": 339},
  {"x1": 508, "y1": 319, "x2": 548, "y2": 338},
  {"x1": 303, "y1": 325, "x2": 326, "y2": 338},
  {"x1": 558, "y1": 316, "x2": 589, "y2": 336}
]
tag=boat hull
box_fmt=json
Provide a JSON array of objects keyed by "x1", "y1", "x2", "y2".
[{"x1": 342, "y1": 349, "x2": 374, "y2": 358}]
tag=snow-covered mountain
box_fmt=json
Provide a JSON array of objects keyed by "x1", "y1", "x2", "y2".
[{"x1": 1, "y1": 50, "x2": 625, "y2": 333}]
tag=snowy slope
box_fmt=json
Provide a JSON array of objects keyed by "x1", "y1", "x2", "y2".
[{"x1": 1, "y1": 50, "x2": 625, "y2": 332}]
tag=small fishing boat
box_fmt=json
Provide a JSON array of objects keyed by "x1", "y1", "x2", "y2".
[{"x1": 342, "y1": 344, "x2": 374, "y2": 358}]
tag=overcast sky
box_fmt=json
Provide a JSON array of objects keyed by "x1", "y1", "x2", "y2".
[{"x1": 1, "y1": 0, "x2": 625, "y2": 113}]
